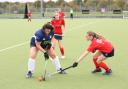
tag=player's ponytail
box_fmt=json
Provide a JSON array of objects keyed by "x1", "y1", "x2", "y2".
[{"x1": 87, "y1": 31, "x2": 105, "y2": 40}]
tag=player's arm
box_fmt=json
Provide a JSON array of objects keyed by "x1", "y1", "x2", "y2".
[
  {"x1": 73, "y1": 42, "x2": 96, "y2": 68},
  {"x1": 36, "y1": 42, "x2": 49, "y2": 59},
  {"x1": 62, "y1": 20, "x2": 66, "y2": 33},
  {"x1": 63, "y1": 24, "x2": 66, "y2": 33},
  {"x1": 76, "y1": 50, "x2": 90, "y2": 63},
  {"x1": 34, "y1": 34, "x2": 46, "y2": 53},
  {"x1": 72, "y1": 50, "x2": 90, "y2": 68}
]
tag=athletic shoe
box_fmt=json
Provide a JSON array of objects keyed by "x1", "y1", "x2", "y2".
[
  {"x1": 26, "y1": 71, "x2": 33, "y2": 78},
  {"x1": 92, "y1": 69, "x2": 102, "y2": 73},
  {"x1": 61, "y1": 56, "x2": 65, "y2": 59},
  {"x1": 103, "y1": 69, "x2": 112, "y2": 75},
  {"x1": 58, "y1": 68, "x2": 67, "y2": 74}
]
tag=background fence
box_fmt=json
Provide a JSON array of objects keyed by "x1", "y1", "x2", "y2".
[{"x1": 0, "y1": 0, "x2": 128, "y2": 19}]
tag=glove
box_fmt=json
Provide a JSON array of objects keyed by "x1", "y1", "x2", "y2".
[
  {"x1": 72, "y1": 62, "x2": 78, "y2": 68},
  {"x1": 44, "y1": 52, "x2": 49, "y2": 60},
  {"x1": 46, "y1": 43, "x2": 52, "y2": 50}
]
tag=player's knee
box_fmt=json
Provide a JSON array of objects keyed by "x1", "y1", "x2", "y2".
[
  {"x1": 50, "y1": 54, "x2": 56, "y2": 59},
  {"x1": 97, "y1": 59, "x2": 102, "y2": 64},
  {"x1": 30, "y1": 53, "x2": 37, "y2": 59},
  {"x1": 97, "y1": 56, "x2": 105, "y2": 64},
  {"x1": 48, "y1": 51, "x2": 56, "y2": 59},
  {"x1": 30, "y1": 56, "x2": 36, "y2": 59},
  {"x1": 30, "y1": 55, "x2": 36, "y2": 59},
  {"x1": 93, "y1": 56, "x2": 97, "y2": 60},
  {"x1": 52, "y1": 46, "x2": 55, "y2": 50},
  {"x1": 51, "y1": 53, "x2": 56, "y2": 59},
  {"x1": 51, "y1": 44, "x2": 55, "y2": 49}
]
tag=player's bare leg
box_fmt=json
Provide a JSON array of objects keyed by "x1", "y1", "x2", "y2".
[
  {"x1": 26, "y1": 47, "x2": 38, "y2": 78},
  {"x1": 51, "y1": 37, "x2": 57, "y2": 50},
  {"x1": 58, "y1": 40, "x2": 65, "y2": 59},
  {"x1": 47, "y1": 47, "x2": 66, "y2": 74}
]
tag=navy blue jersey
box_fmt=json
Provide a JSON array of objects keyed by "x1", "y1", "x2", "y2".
[
  {"x1": 30, "y1": 29, "x2": 54, "y2": 48},
  {"x1": 34, "y1": 29, "x2": 53, "y2": 42}
]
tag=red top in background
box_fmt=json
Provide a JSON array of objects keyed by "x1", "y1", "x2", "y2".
[
  {"x1": 58, "y1": 11, "x2": 65, "y2": 19},
  {"x1": 51, "y1": 19, "x2": 65, "y2": 35}
]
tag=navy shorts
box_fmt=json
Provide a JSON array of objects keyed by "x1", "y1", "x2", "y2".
[
  {"x1": 54, "y1": 35, "x2": 62, "y2": 40},
  {"x1": 101, "y1": 48, "x2": 114, "y2": 58},
  {"x1": 30, "y1": 37, "x2": 36, "y2": 47}
]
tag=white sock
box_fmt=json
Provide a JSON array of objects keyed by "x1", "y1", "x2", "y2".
[
  {"x1": 28, "y1": 58, "x2": 35, "y2": 73},
  {"x1": 52, "y1": 56, "x2": 61, "y2": 71}
]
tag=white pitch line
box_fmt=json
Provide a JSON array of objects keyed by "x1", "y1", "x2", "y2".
[
  {"x1": 69, "y1": 21, "x2": 100, "y2": 32},
  {"x1": 0, "y1": 41, "x2": 29, "y2": 53},
  {"x1": 0, "y1": 20, "x2": 100, "y2": 53}
]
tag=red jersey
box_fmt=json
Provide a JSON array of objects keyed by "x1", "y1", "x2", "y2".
[
  {"x1": 87, "y1": 38, "x2": 113, "y2": 53},
  {"x1": 59, "y1": 11, "x2": 65, "y2": 19},
  {"x1": 51, "y1": 19, "x2": 65, "y2": 35}
]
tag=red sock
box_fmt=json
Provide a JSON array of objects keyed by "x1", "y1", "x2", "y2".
[
  {"x1": 93, "y1": 58, "x2": 100, "y2": 70},
  {"x1": 98, "y1": 62, "x2": 110, "y2": 72},
  {"x1": 60, "y1": 47, "x2": 64, "y2": 56}
]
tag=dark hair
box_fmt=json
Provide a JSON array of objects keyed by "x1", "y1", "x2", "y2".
[
  {"x1": 87, "y1": 31, "x2": 105, "y2": 40},
  {"x1": 42, "y1": 23, "x2": 54, "y2": 31}
]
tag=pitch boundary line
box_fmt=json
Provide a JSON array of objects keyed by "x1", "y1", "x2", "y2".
[{"x1": 0, "y1": 41, "x2": 29, "y2": 53}]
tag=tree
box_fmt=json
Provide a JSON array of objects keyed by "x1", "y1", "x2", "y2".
[
  {"x1": 98, "y1": 0, "x2": 109, "y2": 8},
  {"x1": 34, "y1": 0, "x2": 40, "y2": 9},
  {"x1": 68, "y1": 0, "x2": 79, "y2": 10},
  {"x1": 85, "y1": 0, "x2": 94, "y2": 8},
  {"x1": 115, "y1": 0, "x2": 126, "y2": 10},
  {"x1": 56, "y1": 0, "x2": 65, "y2": 8},
  {"x1": 75, "y1": 0, "x2": 82, "y2": 5},
  {"x1": 46, "y1": 0, "x2": 55, "y2": 8},
  {"x1": 83, "y1": 0, "x2": 88, "y2": 3}
]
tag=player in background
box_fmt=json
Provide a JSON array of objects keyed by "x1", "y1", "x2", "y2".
[
  {"x1": 72, "y1": 31, "x2": 114, "y2": 75},
  {"x1": 58, "y1": 9, "x2": 65, "y2": 30},
  {"x1": 50, "y1": 13, "x2": 66, "y2": 59},
  {"x1": 58, "y1": 8, "x2": 65, "y2": 20},
  {"x1": 26, "y1": 23, "x2": 66, "y2": 78},
  {"x1": 70, "y1": 8, "x2": 73, "y2": 19},
  {"x1": 27, "y1": 10, "x2": 32, "y2": 22}
]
